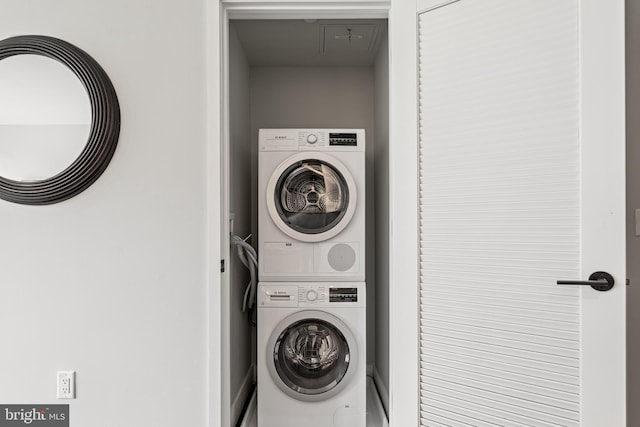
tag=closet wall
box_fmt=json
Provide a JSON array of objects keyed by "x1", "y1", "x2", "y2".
[
  {"x1": 228, "y1": 24, "x2": 254, "y2": 425},
  {"x1": 373, "y1": 33, "x2": 390, "y2": 407}
]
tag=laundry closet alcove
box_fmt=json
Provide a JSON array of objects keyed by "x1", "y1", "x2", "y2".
[{"x1": 218, "y1": 7, "x2": 392, "y2": 426}]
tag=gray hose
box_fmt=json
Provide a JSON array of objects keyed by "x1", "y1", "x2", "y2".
[{"x1": 231, "y1": 234, "x2": 258, "y2": 312}]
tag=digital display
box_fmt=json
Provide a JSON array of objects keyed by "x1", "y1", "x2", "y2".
[
  {"x1": 329, "y1": 288, "x2": 358, "y2": 302},
  {"x1": 329, "y1": 133, "x2": 358, "y2": 146}
]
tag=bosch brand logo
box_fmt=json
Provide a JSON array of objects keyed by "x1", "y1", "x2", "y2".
[{"x1": 274, "y1": 136, "x2": 287, "y2": 139}]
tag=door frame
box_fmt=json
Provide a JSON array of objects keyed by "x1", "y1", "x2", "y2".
[
  {"x1": 579, "y1": 0, "x2": 626, "y2": 424},
  {"x1": 207, "y1": 0, "x2": 422, "y2": 426}
]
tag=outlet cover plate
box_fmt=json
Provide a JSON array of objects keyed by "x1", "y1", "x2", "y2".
[{"x1": 57, "y1": 371, "x2": 75, "y2": 399}]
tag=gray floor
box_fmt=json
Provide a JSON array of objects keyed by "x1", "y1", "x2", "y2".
[{"x1": 240, "y1": 377, "x2": 389, "y2": 427}]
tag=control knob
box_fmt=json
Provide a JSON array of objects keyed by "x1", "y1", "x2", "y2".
[
  {"x1": 306, "y1": 134, "x2": 318, "y2": 144},
  {"x1": 306, "y1": 289, "x2": 318, "y2": 301}
]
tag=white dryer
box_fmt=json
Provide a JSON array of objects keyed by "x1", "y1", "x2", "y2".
[
  {"x1": 258, "y1": 129, "x2": 365, "y2": 282},
  {"x1": 257, "y1": 282, "x2": 366, "y2": 427}
]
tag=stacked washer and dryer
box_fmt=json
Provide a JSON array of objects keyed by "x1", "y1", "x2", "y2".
[{"x1": 257, "y1": 129, "x2": 367, "y2": 427}]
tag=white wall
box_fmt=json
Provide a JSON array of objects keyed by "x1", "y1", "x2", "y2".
[
  {"x1": 249, "y1": 66, "x2": 377, "y2": 363},
  {"x1": 0, "y1": 1, "x2": 208, "y2": 426},
  {"x1": 227, "y1": 23, "x2": 255, "y2": 425},
  {"x1": 373, "y1": 34, "x2": 390, "y2": 411},
  {"x1": 627, "y1": 1, "x2": 640, "y2": 425}
]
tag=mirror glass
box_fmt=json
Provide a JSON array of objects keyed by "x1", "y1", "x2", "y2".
[{"x1": 0, "y1": 54, "x2": 91, "y2": 182}]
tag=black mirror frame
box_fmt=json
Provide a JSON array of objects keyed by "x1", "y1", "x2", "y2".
[{"x1": 0, "y1": 35, "x2": 120, "y2": 205}]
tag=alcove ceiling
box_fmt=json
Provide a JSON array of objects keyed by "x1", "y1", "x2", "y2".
[{"x1": 232, "y1": 19, "x2": 387, "y2": 67}]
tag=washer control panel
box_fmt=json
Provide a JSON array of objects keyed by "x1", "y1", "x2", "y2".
[{"x1": 259, "y1": 283, "x2": 363, "y2": 307}]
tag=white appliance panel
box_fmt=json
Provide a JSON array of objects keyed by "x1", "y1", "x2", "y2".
[
  {"x1": 257, "y1": 282, "x2": 366, "y2": 427},
  {"x1": 259, "y1": 129, "x2": 366, "y2": 281}
]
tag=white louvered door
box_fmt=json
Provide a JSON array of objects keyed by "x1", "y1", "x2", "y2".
[{"x1": 417, "y1": 1, "x2": 625, "y2": 426}]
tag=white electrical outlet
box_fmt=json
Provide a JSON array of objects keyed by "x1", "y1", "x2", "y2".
[{"x1": 57, "y1": 371, "x2": 75, "y2": 399}]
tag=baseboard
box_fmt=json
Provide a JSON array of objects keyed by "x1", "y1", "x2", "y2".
[
  {"x1": 372, "y1": 365, "x2": 389, "y2": 417},
  {"x1": 231, "y1": 364, "x2": 256, "y2": 426}
]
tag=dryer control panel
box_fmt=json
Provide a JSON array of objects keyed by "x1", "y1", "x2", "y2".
[{"x1": 259, "y1": 128, "x2": 365, "y2": 152}]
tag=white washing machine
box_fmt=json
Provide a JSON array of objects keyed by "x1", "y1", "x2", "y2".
[
  {"x1": 257, "y1": 282, "x2": 366, "y2": 427},
  {"x1": 258, "y1": 129, "x2": 365, "y2": 282}
]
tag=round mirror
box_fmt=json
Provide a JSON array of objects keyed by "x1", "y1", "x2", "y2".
[
  {"x1": 0, "y1": 54, "x2": 91, "y2": 181},
  {"x1": 0, "y1": 35, "x2": 120, "y2": 205}
]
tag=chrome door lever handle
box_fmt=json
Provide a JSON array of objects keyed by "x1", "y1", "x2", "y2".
[{"x1": 557, "y1": 271, "x2": 614, "y2": 292}]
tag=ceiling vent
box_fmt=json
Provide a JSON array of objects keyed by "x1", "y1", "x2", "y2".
[{"x1": 320, "y1": 24, "x2": 381, "y2": 53}]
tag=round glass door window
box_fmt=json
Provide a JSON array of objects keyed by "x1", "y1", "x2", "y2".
[
  {"x1": 275, "y1": 159, "x2": 350, "y2": 235},
  {"x1": 273, "y1": 318, "x2": 350, "y2": 396}
]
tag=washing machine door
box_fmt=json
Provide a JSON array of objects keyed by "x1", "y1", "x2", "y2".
[
  {"x1": 266, "y1": 152, "x2": 357, "y2": 243},
  {"x1": 267, "y1": 310, "x2": 358, "y2": 402}
]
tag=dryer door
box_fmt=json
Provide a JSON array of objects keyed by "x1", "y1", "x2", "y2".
[
  {"x1": 267, "y1": 310, "x2": 358, "y2": 402},
  {"x1": 266, "y1": 152, "x2": 357, "y2": 243}
]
